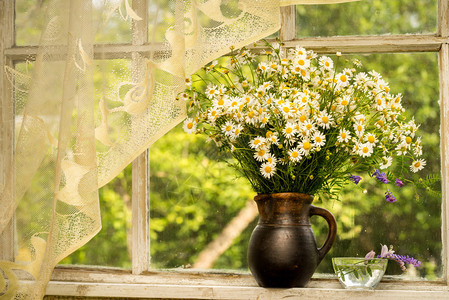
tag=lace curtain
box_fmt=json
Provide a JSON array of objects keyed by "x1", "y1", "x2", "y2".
[{"x1": 0, "y1": 0, "x2": 356, "y2": 299}]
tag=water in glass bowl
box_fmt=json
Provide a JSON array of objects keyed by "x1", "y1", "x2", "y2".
[{"x1": 332, "y1": 257, "x2": 388, "y2": 290}]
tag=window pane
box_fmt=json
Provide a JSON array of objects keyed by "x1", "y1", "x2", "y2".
[
  {"x1": 15, "y1": 0, "x2": 132, "y2": 46},
  {"x1": 313, "y1": 52, "x2": 441, "y2": 280},
  {"x1": 15, "y1": 0, "x2": 49, "y2": 46},
  {"x1": 149, "y1": 52, "x2": 441, "y2": 280},
  {"x1": 296, "y1": 0, "x2": 437, "y2": 37}
]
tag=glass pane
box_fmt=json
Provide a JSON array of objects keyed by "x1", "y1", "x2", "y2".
[
  {"x1": 58, "y1": 165, "x2": 132, "y2": 268},
  {"x1": 15, "y1": 0, "x2": 132, "y2": 46},
  {"x1": 313, "y1": 52, "x2": 441, "y2": 280},
  {"x1": 149, "y1": 52, "x2": 441, "y2": 280},
  {"x1": 296, "y1": 0, "x2": 437, "y2": 37},
  {"x1": 15, "y1": 0, "x2": 49, "y2": 46}
]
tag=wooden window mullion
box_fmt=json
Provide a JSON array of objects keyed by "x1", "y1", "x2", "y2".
[{"x1": 131, "y1": 0, "x2": 150, "y2": 275}]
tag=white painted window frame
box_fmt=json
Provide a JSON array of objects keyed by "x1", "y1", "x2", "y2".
[{"x1": 1, "y1": 0, "x2": 449, "y2": 298}]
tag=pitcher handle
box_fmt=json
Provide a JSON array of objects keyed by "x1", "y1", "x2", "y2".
[{"x1": 309, "y1": 205, "x2": 337, "y2": 263}]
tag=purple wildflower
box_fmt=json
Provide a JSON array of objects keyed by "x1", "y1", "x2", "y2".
[
  {"x1": 350, "y1": 174, "x2": 362, "y2": 184},
  {"x1": 373, "y1": 169, "x2": 389, "y2": 183},
  {"x1": 385, "y1": 191, "x2": 397, "y2": 203},
  {"x1": 364, "y1": 250, "x2": 375, "y2": 263},
  {"x1": 395, "y1": 178, "x2": 405, "y2": 187},
  {"x1": 371, "y1": 245, "x2": 422, "y2": 272}
]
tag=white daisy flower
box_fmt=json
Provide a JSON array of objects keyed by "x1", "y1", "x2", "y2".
[
  {"x1": 254, "y1": 148, "x2": 269, "y2": 162},
  {"x1": 185, "y1": 77, "x2": 193, "y2": 87},
  {"x1": 208, "y1": 109, "x2": 220, "y2": 122},
  {"x1": 410, "y1": 159, "x2": 426, "y2": 172},
  {"x1": 218, "y1": 84, "x2": 227, "y2": 94},
  {"x1": 353, "y1": 122, "x2": 365, "y2": 138},
  {"x1": 294, "y1": 55, "x2": 311, "y2": 69},
  {"x1": 250, "y1": 136, "x2": 266, "y2": 149},
  {"x1": 366, "y1": 133, "x2": 377, "y2": 145},
  {"x1": 221, "y1": 121, "x2": 235, "y2": 136},
  {"x1": 283, "y1": 122, "x2": 297, "y2": 139},
  {"x1": 338, "y1": 95, "x2": 351, "y2": 107},
  {"x1": 288, "y1": 148, "x2": 302, "y2": 162},
  {"x1": 260, "y1": 163, "x2": 276, "y2": 178},
  {"x1": 301, "y1": 120, "x2": 315, "y2": 136},
  {"x1": 183, "y1": 118, "x2": 197, "y2": 134},
  {"x1": 312, "y1": 132, "x2": 326, "y2": 147},
  {"x1": 245, "y1": 110, "x2": 258, "y2": 125},
  {"x1": 298, "y1": 139, "x2": 313, "y2": 156},
  {"x1": 280, "y1": 102, "x2": 294, "y2": 118},
  {"x1": 319, "y1": 56, "x2": 333, "y2": 70},
  {"x1": 230, "y1": 124, "x2": 243, "y2": 140},
  {"x1": 258, "y1": 62, "x2": 270, "y2": 73},
  {"x1": 357, "y1": 142, "x2": 373, "y2": 158},
  {"x1": 379, "y1": 156, "x2": 393, "y2": 169},
  {"x1": 228, "y1": 96, "x2": 241, "y2": 111},
  {"x1": 205, "y1": 84, "x2": 219, "y2": 99},
  {"x1": 337, "y1": 129, "x2": 351, "y2": 143},
  {"x1": 291, "y1": 46, "x2": 307, "y2": 56},
  {"x1": 261, "y1": 81, "x2": 273, "y2": 92},
  {"x1": 374, "y1": 95, "x2": 386, "y2": 111},
  {"x1": 212, "y1": 95, "x2": 229, "y2": 109},
  {"x1": 265, "y1": 154, "x2": 277, "y2": 165},
  {"x1": 395, "y1": 143, "x2": 408, "y2": 156},
  {"x1": 266, "y1": 131, "x2": 279, "y2": 146},
  {"x1": 316, "y1": 112, "x2": 333, "y2": 129},
  {"x1": 355, "y1": 72, "x2": 369, "y2": 85},
  {"x1": 369, "y1": 70, "x2": 382, "y2": 81},
  {"x1": 336, "y1": 72, "x2": 350, "y2": 88}
]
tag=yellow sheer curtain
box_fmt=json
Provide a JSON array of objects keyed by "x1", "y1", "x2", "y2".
[{"x1": 0, "y1": 0, "x2": 356, "y2": 299}]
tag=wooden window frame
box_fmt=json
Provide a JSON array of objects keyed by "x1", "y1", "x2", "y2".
[{"x1": 1, "y1": 0, "x2": 449, "y2": 298}]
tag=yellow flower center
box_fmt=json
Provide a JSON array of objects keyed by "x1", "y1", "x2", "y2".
[
  {"x1": 292, "y1": 151, "x2": 299, "y2": 158},
  {"x1": 298, "y1": 59, "x2": 305, "y2": 66},
  {"x1": 258, "y1": 150, "x2": 265, "y2": 156},
  {"x1": 300, "y1": 115, "x2": 307, "y2": 123},
  {"x1": 209, "y1": 89, "x2": 216, "y2": 94},
  {"x1": 283, "y1": 107, "x2": 290, "y2": 113},
  {"x1": 377, "y1": 99, "x2": 382, "y2": 105},
  {"x1": 301, "y1": 69, "x2": 307, "y2": 77},
  {"x1": 322, "y1": 116, "x2": 329, "y2": 123},
  {"x1": 248, "y1": 111, "x2": 255, "y2": 118},
  {"x1": 218, "y1": 99, "x2": 224, "y2": 105},
  {"x1": 266, "y1": 131, "x2": 273, "y2": 138},
  {"x1": 341, "y1": 132, "x2": 347, "y2": 139},
  {"x1": 341, "y1": 100, "x2": 348, "y2": 106},
  {"x1": 226, "y1": 125, "x2": 232, "y2": 131},
  {"x1": 286, "y1": 128, "x2": 293, "y2": 134},
  {"x1": 264, "y1": 166, "x2": 272, "y2": 173},
  {"x1": 414, "y1": 162, "x2": 421, "y2": 168},
  {"x1": 187, "y1": 123, "x2": 193, "y2": 129},
  {"x1": 303, "y1": 142, "x2": 311, "y2": 150},
  {"x1": 325, "y1": 61, "x2": 330, "y2": 67},
  {"x1": 306, "y1": 124, "x2": 313, "y2": 130},
  {"x1": 363, "y1": 147, "x2": 369, "y2": 153},
  {"x1": 340, "y1": 74, "x2": 347, "y2": 82},
  {"x1": 357, "y1": 125, "x2": 363, "y2": 132},
  {"x1": 377, "y1": 120, "x2": 384, "y2": 126},
  {"x1": 406, "y1": 136, "x2": 412, "y2": 144},
  {"x1": 315, "y1": 137, "x2": 322, "y2": 143},
  {"x1": 368, "y1": 136, "x2": 375, "y2": 143}
]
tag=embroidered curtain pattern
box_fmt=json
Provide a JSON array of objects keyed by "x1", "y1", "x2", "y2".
[{"x1": 0, "y1": 0, "x2": 356, "y2": 299}]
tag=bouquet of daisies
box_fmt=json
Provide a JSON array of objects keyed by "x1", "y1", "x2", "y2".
[{"x1": 181, "y1": 41, "x2": 426, "y2": 199}]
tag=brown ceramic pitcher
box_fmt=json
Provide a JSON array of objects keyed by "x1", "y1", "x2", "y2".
[{"x1": 248, "y1": 192, "x2": 337, "y2": 288}]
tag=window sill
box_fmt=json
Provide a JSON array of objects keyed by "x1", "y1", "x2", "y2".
[{"x1": 36, "y1": 266, "x2": 449, "y2": 299}]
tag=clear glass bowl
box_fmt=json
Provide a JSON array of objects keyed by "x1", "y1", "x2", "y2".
[{"x1": 332, "y1": 257, "x2": 388, "y2": 290}]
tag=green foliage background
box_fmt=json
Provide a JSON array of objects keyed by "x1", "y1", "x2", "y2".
[{"x1": 15, "y1": 0, "x2": 441, "y2": 279}]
